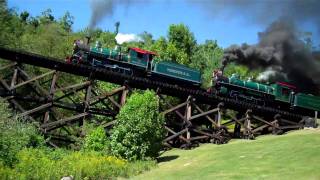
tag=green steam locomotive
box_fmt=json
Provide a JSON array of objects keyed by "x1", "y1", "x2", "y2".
[
  {"x1": 214, "y1": 71, "x2": 320, "y2": 114},
  {"x1": 68, "y1": 40, "x2": 201, "y2": 87}
]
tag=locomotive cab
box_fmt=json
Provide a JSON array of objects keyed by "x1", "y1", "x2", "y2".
[
  {"x1": 127, "y1": 47, "x2": 157, "y2": 71},
  {"x1": 271, "y1": 82, "x2": 297, "y2": 104}
]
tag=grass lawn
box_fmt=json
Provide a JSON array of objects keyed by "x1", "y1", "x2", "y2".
[{"x1": 132, "y1": 129, "x2": 320, "y2": 180}]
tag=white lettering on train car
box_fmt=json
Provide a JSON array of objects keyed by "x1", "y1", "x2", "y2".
[{"x1": 167, "y1": 68, "x2": 191, "y2": 77}]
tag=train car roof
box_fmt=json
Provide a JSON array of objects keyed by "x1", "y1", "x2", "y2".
[
  {"x1": 276, "y1": 81, "x2": 297, "y2": 90},
  {"x1": 129, "y1": 47, "x2": 158, "y2": 56}
]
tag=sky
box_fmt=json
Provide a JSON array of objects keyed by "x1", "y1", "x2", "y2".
[{"x1": 8, "y1": 0, "x2": 320, "y2": 48}]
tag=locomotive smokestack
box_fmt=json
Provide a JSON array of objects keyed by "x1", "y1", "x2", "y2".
[
  {"x1": 115, "y1": 21, "x2": 120, "y2": 36},
  {"x1": 220, "y1": 55, "x2": 230, "y2": 75},
  {"x1": 220, "y1": 65, "x2": 225, "y2": 75},
  {"x1": 85, "y1": 35, "x2": 91, "y2": 46}
]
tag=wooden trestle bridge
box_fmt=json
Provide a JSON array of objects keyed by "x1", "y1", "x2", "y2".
[{"x1": 0, "y1": 47, "x2": 307, "y2": 148}]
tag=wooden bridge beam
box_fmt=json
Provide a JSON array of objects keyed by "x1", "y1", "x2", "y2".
[
  {"x1": 41, "y1": 112, "x2": 89, "y2": 132},
  {"x1": 10, "y1": 70, "x2": 55, "y2": 90}
]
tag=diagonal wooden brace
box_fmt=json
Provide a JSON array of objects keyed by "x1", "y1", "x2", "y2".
[{"x1": 10, "y1": 70, "x2": 55, "y2": 90}]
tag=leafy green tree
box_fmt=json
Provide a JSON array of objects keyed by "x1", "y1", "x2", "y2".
[
  {"x1": 223, "y1": 63, "x2": 259, "y2": 80},
  {"x1": 20, "y1": 22, "x2": 74, "y2": 58},
  {"x1": 0, "y1": 3, "x2": 24, "y2": 48},
  {"x1": 150, "y1": 36, "x2": 167, "y2": 60},
  {"x1": 139, "y1": 31, "x2": 154, "y2": 48},
  {"x1": 19, "y1": 11, "x2": 29, "y2": 23},
  {"x1": 0, "y1": 0, "x2": 6, "y2": 10},
  {"x1": 97, "y1": 31, "x2": 117, "y2": 49},
  {"x1": 109, "y1": 90, "x2": 165, "y2": 161},
  {"x1": 38, "y1": 9, "x2": 55, "y2": 25},
  {"x1": 28, "y1": 16, "x2": 39, "y2": 28},
  {"x1": 167, "y1": 23, "x2": 196, "y2": 64},
  {"x1": 191, "y1": 40, "x2": 223, "y2": 87},
  {"x1": 59, "y1": 11, "x2": 74, "y2": 32}
]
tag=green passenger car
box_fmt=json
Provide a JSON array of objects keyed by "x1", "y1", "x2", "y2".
[
  {"x1": 294, "y1": 93, "x2": 320, "y2": 111},
  {"x1": 152, "y1": 61, "x2": 201, "y2": 85}
]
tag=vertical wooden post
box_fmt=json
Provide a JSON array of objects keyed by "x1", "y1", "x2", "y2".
[
  {"x1": 273, "y1": 114, "x2": 281, "y2": 134},
  {"x1": 233, "y1": 113, "x2": 242, "y2": 138},
  {"x1": 216, "y1": 103, "x2": 224, "y2": 128},
  {"x1": 82, "y1": 81, "x2": 92, "y2": 129},
  {"x1": 315, "y1": 111, "x2": 318, "y2": 127},
  {"x1": 244, "y1": 109, "x2": 253, "y2": 139},
  {"x1": 185, "y1": 96, "x2": 192, "y2": 143},
  {"x1": 10, "y1": 67, "x2": 18, "y2": 89},
  {"x1": 120, "y1": 87, "x2": 128, "y2": 106},
  {"x1": 186, "y1": 99, "x2": 192, "y2": 122},
  {"x1": 272, "y1": 120, "x2": 280, "y2": 134},
  {"x1": 43, "y1": 71, "x2": 58, "y2": 124}
]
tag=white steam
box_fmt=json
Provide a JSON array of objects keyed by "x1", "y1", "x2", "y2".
[
  {"x1": 115, "y1": 33, "x2": 142, "y2": 44},
  {"x1": 257, "y1": 69, "x2": 277, "y2": 82}
]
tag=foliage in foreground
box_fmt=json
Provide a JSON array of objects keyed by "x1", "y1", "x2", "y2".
[
  {"x1": 0, "y1": 99, "x2": 45, "y2": 167},
  {"x1": 110, "y1": 90, "x2": 165, "y2": 161},
  {"x1": 0, "y1": 148, "x2": 156, "y2": 179},
  {"x1": 83, "y1": 126, "x2": 108, "y2": 152},
  {"x1": 0, "y1": 96, "x2": 155, "y2": 179}
]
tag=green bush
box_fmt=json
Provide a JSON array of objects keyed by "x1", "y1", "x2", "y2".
[
  {"x1": 109, "y1": 90, "x2": 165, "y2": 161},
  {"x1": 83, "y1": 126, "x2": 109, "y2": 151},
  {"x1": 0, "y1": 148, "x2": 155, "y2": 179},
  {"x1": 0, "y1": 98, "x2": 45, "y2": 166}
]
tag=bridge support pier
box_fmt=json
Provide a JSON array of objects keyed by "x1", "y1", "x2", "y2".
[{"x1": 161, "y1": 95, "x2": 230, "y2": 148}]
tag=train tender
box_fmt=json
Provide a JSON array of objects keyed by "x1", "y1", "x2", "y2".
[
  {"x1": 67, "y1": 40, "x2": 201, "y2": 87},
  {"x1": 213, "y1": 70, "x2": 320, "y2": 115}
]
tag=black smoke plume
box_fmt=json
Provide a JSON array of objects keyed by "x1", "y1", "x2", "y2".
[
  {"x1": 190, "y1": 0, "x2": 320, "y2": 34},
  {"x1": 222, "y1": 19, "x2": 320, "y2": 95},
  {"x1": 88, "y1": 0, "x2": 148, "y2": 30},
  {"x1": 89, "y1": 0, "x2": 116, "y2": 29},
  {"x1": 191, "y1": 0, "x2": 320, "y2": 94}
]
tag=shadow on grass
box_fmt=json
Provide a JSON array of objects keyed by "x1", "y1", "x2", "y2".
[{"x1": 157, "y1": 155, "x2": 179, "y2": 163}]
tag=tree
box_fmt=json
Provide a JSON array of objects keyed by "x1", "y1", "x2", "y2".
[
  {"x1": 151, "y1": 36, "x2": 167, "y2": 55},
  {"x1": 223, "y1": 63, "x2": 259, "y2": 80},
  {"x1": 191, "y1": 40, "x2": 223, "y2": 87},
  {"x1": 0, "y1": 5, "x2": 25, "y2": 48},
  {"x1": 167, "y1": 23, "x2": 196, "y2": 64},
  {"x1": 39, "y1": 9, "x2": 55, "y2": 25},
  {"x1": 96, "y1": 31, "x2": 117, "y2": 49},
  {"x1": 19, "y1": 11, "x2": 29, "y2": 23},
  {"x1": 28, "y1": 17, "x2": 39, "y2": 28},
  {"x1": 59, "y1": 11, "x2": 74, "y2": 32},
  {"x1": 109, "y1": 90, "x2": 165, "y2": 161},
  {"x1": 0, "y1": 0, "x2": 6, "y2": 12},
  {"x1": 139, "y1": 31, "x2": 154, "y2": 48}
]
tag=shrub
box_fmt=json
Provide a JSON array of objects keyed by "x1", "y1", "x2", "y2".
[
  {"x1": 83, "y1": 126, "x2": 109, "y2": 151},
  {"x1": 0, "y1": 148, "x2": 155, "y2": 179},
  {"x1": 0, "y1": 98, "x2": 45, "y2": 166},
  {"x1": 109, "y1": 90, "x2": 165, "y2": 160}
]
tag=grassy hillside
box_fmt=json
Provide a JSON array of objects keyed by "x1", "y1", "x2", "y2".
[{"x1": 132, "y1": 129, "x2": 320, "y2": 180}]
